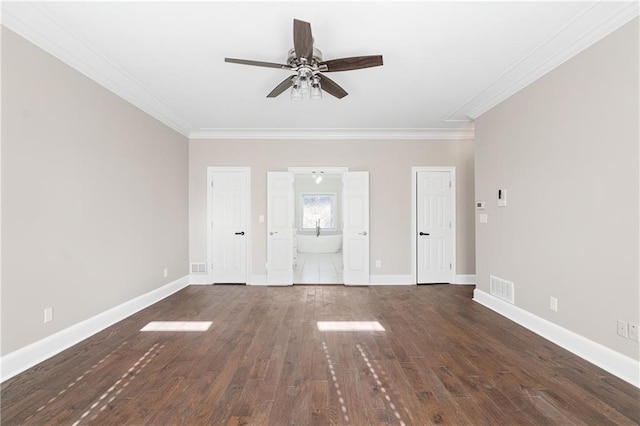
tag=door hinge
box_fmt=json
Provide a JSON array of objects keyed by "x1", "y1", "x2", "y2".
[
  {"x1": 211, "y1": 181, "x2": 214, "y2": 188},
  {"x1": 449, "y1": 180, "x2": 451, "y2": 188},
  {"x1": 449, "y1": 263, "x2": 452, "y2": 270}
]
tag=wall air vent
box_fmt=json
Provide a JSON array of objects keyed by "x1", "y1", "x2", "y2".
[
  {"x1": 490, "y1": 275, "x2": 515, "y2": 304},
  {"x1": 190, "y1": 263, "x2": 207, "y2": 274}
]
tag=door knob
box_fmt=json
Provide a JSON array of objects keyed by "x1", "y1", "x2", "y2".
[
  {"x1": 270, "y1": 231, "x2": 278, "y2": 236},
  {"x1": 235, "y1": 231, "x2": 245, "y2": 235},
  {"x1": 359, "y1": 231, "x2": 367, "y2": 236},
  {"x1": 419, "y1": 232, "x2": 429, "y2": 236}
]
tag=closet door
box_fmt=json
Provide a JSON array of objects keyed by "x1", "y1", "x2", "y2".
[
  {"x1": 416, "y1": 171, "x2": 453, "y2": 284},
  {"x1": 209, "y1": 168, "x2": 249, "y2": 283}
]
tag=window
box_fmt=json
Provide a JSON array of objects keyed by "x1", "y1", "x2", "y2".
[{"x1": 301, "y1": 194, "x2": 336, "y2": 230}]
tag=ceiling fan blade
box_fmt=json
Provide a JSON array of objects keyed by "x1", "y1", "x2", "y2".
[
  {"x1": 318, "y1": 73, "x2": 348, "y2": 99},
  {"x1": 225, "y1": 58, "x2": 291, "y2": 70},
  {"x1": 267, "y1": 76, "x2": 294, "y2": 98},
  {"x1": 293, "y1": 19, "x2": 313, "y2": 60},
  {"x1": 320, "y1": 55, "x2": 384, "y2": 72}
]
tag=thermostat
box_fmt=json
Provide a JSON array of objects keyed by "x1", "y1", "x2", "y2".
[{"x1": 497, "y1": 189, "x2": 507, "y2": 207}]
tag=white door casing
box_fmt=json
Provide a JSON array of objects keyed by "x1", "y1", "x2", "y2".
[
  {"x1": 416, "y1": 170, "x2": 454, "y2": 284},
  {"x1": 208, "y1": 168, "x2": 250, "y2": 284},
  {"x1": 343, "y1": 171, "x2": 370, "y2": 285},
  {"x1": 267, "y1": 172, "x2": 294, "y2": 285}
]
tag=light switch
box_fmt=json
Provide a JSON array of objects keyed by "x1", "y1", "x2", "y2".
[
  {"x1": 479, "y1": 214, "x2": 488, "y2": 224},
  {"x1": 44, "y1": 307, "x2": 53, "y2": 323},
  {"x1": 259, "y1": 215, "x2": 265, "y2": 223}
]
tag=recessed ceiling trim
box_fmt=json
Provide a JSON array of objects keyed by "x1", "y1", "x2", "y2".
[
  {"x1": 189, "y1": 128, "x2": 475, "y2": 140},
  {"x1": 1, "y1": 2, "x2": 194, "y2": 137},
  {"x1": 465, "y1": 1, "x2": 639, "y2": 119}
]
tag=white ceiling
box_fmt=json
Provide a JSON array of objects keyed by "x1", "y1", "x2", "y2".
[{"x1": 3, "y1": 1, "x2": 638, "y2": 139}]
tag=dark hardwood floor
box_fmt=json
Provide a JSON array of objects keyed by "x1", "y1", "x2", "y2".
[{"x1": 2, "y1": 285, "x2": 638, "y2": 425}]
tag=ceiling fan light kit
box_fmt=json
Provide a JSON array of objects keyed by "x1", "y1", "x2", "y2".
[
  {"x1": 310, "y1": 77, "x2": 322, "y2": 101},
  {"x1": 225, "y1": 19, "x2": 383, "y2": 100}
]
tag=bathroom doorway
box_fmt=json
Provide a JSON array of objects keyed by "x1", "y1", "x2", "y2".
[
  {"x1": 266, "y1": 168, "x2": 369, "y2": 285},
  {"x1": 290, "y1": 167, "x2": 346, "y2": 284}
]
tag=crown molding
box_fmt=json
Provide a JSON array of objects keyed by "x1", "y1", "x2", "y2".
[
  {"x1": 464, "y1": 1, "x2": 640, "y2": 119},
  {"x1": 1, "y1": 2, "x2": 194, "y2": 137},
  {"x1": 5, "y1": 2, "x2": 633, "y2": 134},
  {"x1": 189, "y1": 127, "x2": 475, "y2": 140}
]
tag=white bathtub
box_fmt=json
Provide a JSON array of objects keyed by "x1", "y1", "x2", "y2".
[{"x1": 297, "y1": 232, "x2": 342, "y2": 254}]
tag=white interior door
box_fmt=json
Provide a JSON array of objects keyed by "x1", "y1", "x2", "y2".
[
  {"x1": 210, "y1": 170, "x2": 248, "y2": 283},
  {"x1": 343, "y1": 171, "x2": 369, "y2": 285},
  {"x1": 417, "y1": 171, "x2": 453, "y2": 284},
  {"x1": 267, "y1": 172, "x2": 294, "y2": 285}
]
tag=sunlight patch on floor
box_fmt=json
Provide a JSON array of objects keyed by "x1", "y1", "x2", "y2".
[
  {"x1": 322, "y1": 341, "x2": 350, "y2": 423},
  {"x1": 317, "y1": 321, "x2": 385, "y2": 331},
  {"x1": 72, "y1": 342, "x2": 164, "y2": 425},
  {"x1": 357, "y1": 343, "x2": 405, "y2": 426},
  {"x1": 140, "y1": 321, "x2": 212, "y2": 332}
]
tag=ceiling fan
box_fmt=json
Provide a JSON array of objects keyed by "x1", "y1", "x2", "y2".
[{"x1": 225, "y1": 19, "x2": 383, "y2": 100}]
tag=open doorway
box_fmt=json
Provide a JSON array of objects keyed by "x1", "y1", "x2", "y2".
[
  {"x1": 290, "y1": 168, "x2": 346, "y2": 284},
  {"x1": 267, "y1": 168, "x2": 369, "y2": 285}
]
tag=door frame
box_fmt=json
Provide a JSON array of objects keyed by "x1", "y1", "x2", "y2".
[
  {"x1": 207, "y1": 166, "x2": 252, "y2": 284},
  {"x1": 411, "y1": 166, "x2": 456, "y2": 284}
]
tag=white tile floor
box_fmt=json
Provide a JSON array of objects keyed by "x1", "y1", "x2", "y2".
[{"x1": 294, "y1": 251, "x2": 343, "y2": 284}]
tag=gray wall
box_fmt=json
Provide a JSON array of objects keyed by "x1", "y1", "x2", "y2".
[
  {"x1": 474, "y1": 18, "x2": 639, "y2": 360},
  {"x1": 1, "y1": 28, "x2": 189, "y2": 355},
  {"x1": 189, "y1": 138, "x2": 475, "y2": 278}
]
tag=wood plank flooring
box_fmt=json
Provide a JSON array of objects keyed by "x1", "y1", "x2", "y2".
[{"x1": 2, "y1": 285, "x2": 638, "y2": 425}]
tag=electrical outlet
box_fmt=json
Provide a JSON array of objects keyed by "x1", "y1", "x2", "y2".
[
  {"x1": 375, "y1": 260, "x2": 381, "y2": 268},
  {"x1": 549, "y1": 297, "x2": 558, "y2": 312},
  {"x1": 629, "y1": 323, "x2": 638, "y2": 342},
  {"x1": 163, "y1": 268, "x2": 168, "y2": 278},
  {"x1": 617, "y1": 320, "x2": 629, "y2": 338},
  {"x1": 44, "y1": 307, "x2": 53, "y2": 323}
]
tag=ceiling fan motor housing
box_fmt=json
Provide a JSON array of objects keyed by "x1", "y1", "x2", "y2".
[{"x1": 287, "y1": 47, "x2": 323, "y2": 67}]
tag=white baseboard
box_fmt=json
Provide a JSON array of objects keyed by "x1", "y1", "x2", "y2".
[
  {"x1": 453, "y1": 274, "x2": 476, "y2": 284},
  {"x1": 473, "y1": 289, "x2": 640, "y2": 388},
  {"x1": 0, "y1": 275, "x2": 190, "y2": 383},
  {"x1": 189, "y1": 274, "x2": 212, "y2": 285},
  {"x1": 194, "y1": 273, "x2": 471, "y2": 286},
  {"x1": 369, "y1": 275, "x2": 414, "y2": 285},
  {"x1": 188, "y1": 275, "x2": 286, "y2": 286}
]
